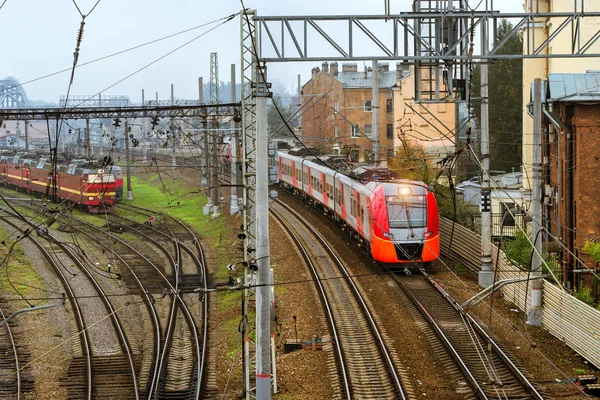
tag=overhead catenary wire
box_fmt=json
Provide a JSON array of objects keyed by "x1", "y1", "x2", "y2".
[{"x1": 2, "y1": 14, "x2": 238, "y2": 94}]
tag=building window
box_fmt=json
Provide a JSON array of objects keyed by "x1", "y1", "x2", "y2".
[
  {"x1": 364, "y1": 100, "x2": 372, "y2": 112},
  {"x1": 364, "y1": 124, "x2": 372, "y2": 137},
  {"x1": 387, "y1": 148, "x2": 394, "y2": 157},
  {"x1": 386, "y1": 99, "x2": 393, "y2": 113},
  {"x1": 351, "y1": 124, "x2": 359, "y2": 138},
  {"x1": 334, "y1": 100, "x2": 339, "y2": 112},
  {"x1": 334, "y1": 125, "x2": 339, "y2": 138},
  {"x1": 386, "y1": 124, "x2": 393, "y2": 139}
]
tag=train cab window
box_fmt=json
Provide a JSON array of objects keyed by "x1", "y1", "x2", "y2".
[{"x1": 387, "y1": 194, "x2": 427, "y2": 228}]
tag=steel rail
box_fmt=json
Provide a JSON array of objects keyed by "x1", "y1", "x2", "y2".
[
  {"x1": 269, "y1": 206, "x2": 351, "y2": 400},
  {"x1": 64, "y1": 212, "x2": 202, "y2": 399},
  {"x1": 431, "y1": 279, "x2": 545, "y2": 399},
  {"x1": 0, "y1": 306, "x2": 21, "y2": 399},
  {"x1": 62, "y1": 218, "x2": 162, "y2": 399},
  {"x1": 114, "y1": 206, "x2": 209, "y2": 399},
  {"x1": 273, "y1": 199, "x2": 406, "y2": 399},
  {"x1": 0, "y1": 212, "x2": 93, "y2": 400},
  {"x1": 44, "y1": 223, "x2": 140, "y2": 399}
]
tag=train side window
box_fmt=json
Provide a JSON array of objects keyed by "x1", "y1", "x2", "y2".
[{"x1": 350, "y1": 197, "x2": 356, "y2": 217}]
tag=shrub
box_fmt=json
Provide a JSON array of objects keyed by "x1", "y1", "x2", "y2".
[
  {"x1": 573, "y1": 287, "x2": 595, "y2": 307},
  {"x1": 505, "y1": 231, "x2": 532, "y2": 269}
]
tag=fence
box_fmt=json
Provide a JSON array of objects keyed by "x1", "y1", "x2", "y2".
[
  {"x1": 471, "y1": 213, "x2": 528, "y2": 238},
  {"x1": 440, "y1": 217, "x2": 600, "y2": 369}
]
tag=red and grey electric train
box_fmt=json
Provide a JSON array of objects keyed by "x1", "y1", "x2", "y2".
[
  {"x1": 0, "y1": 153, "x2": 118, "y2": 213},
  {"x1": 278, "y1": 150, "x2": 440, "y2": 266}
]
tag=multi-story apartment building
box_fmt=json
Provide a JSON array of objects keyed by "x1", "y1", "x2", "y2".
[
  {"x1": 521, "y1": 0, "x2": 600, "y2": 205},
  {"x1": 301, "y1": 62, "x2": 397, "y2": 162},
  {"x1": 537, "y1": 71, "x2": 600, "y2": 293},
  {"x1": 301, "y1": 62, "x2": 460, "y2": 168}
]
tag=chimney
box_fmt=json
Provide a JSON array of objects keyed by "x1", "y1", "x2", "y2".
[
  {"x1": 311, "y1": 67, "x2": 320, "y2": 79},
  {"x1": 378, "y1": 63, "x2": 389, "y2": 72},
  {"x1": 330, "y1": 62, "x2": 339, "y2": 76},
  {"x1": 321, "y1": 62, "x2": 329, "y2": 74},
  {"x1": 396, "y1": 63, "x2": 405, "y2": 82},
  {"x1": 341, "y1": 63, "x2": 358, "y2": 72}
]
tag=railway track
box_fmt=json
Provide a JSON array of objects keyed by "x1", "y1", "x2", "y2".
[
  {"x1": 389, "y1": 270, "x2": 546, "y2": 400},
  {"x1": 0, "y1": 299, "x2": 34, "y2": 399},
  {"x1": 0, "y1": 210, "x2": 140, "y2": 400},
  {"x1": 60, "y1": 204, "x2": 208, "y2": 399},
  {"x1": 271, "y1": 199, "x2": 409, "y2": 400}
]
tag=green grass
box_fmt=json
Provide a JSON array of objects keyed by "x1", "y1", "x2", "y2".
[
  {"x1": 0, "y1": 225, "x2": 46, "y2": 303},
  {"x1": 122, "y1": 176, "x2": 238, "y2": 280},
  {"x1": 218, "y1": 291, "x2": 243, "y2": 311}
]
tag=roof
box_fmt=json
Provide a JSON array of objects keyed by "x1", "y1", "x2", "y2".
[
  {"x1": 336, "y1": 70, "x2": 399, "y2": 89},
  {"x1": 546, "y1": 71, "x2": 600, "y2": 102}
]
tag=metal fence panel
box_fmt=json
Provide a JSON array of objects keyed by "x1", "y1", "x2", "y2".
[{"x1": 440, "y1": 217, "x2": 600, "y2": 368}]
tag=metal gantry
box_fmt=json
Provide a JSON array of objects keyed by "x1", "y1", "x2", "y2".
[
  {"x1": 59, "y1": 95, "x2": 130, "y2": 107},
  {"x1": 240, "y1": 9, "x2": 258, "y2": 400},
  {"x1": 0, "y1": 104, "x2": 238, "y2": 121},
  {"x1": 239, "y1": 1, "x2": 600, "y2": 397}
]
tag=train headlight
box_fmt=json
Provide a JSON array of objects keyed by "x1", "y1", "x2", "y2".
[
  {"x1": 398, "y1": 187, "x2": 412, "y2": 196},
  {"x1": 88, "y1": 196, "x2": 94, "y2": 200},
  {"x1": 383, "y1": 232, "x2": 393, "y2": 238}
]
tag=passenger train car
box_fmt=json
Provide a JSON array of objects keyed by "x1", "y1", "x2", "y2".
[
  {"x1": 0, "y1": 153, "x2": 117, "y2": 213},
  {"x1": 278, "y1": 150, "x2": 440, "y2": 266}
]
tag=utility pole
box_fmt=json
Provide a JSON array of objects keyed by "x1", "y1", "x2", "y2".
[
  {"x1": 297, "y1": 74, "x2": 302, "y2": 142},
  {"x1": 24, "y1": 120, "x2": 29, "y2": 152},
  {"x1": 371, "y1": 60, "x2": 380, "y2": 165},
  {"x1": 528, "y1": 78, "x2": 543, "y2": 326},
  {"x1": 171, "y1": 84, "x2": 176, "y2": 169},
  {"x1": 124, "y1": 120, "x2": 133, "y2": 200},
  {"x1": 254, "y1": 61, "x2": 272, "y2": 400},
  {"x1": 85, "y1": 119, "x2": 90, "y2": 157},
  {"x1": 230, "y1": 63, "x2": 240, "y2": 214},
  {"x1": 478, "y1": 21, "x2": 493, "y2": 288},
  {"x1": 77, "y1": 128, "x2": 82, "y2": 156},
  {"x1": 210, "y1": 53, "x2": 220, "y2": 218}
]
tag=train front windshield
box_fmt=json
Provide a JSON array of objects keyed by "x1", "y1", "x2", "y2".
[{"x1": 387, "y1": 195, "x2": 427, "y2": 229}]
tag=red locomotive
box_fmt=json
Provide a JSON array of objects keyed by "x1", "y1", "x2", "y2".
[
  {"x1": 0, "y1": 153, "x2": 117, "y2": 213},
  {"x1": 278, "y1": 149, "x2": 440, "y2": 267}
]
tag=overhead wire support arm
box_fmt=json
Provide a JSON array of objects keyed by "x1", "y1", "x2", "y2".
[
  {"x1": 0, "y1": 103, "x2": 240, "y2": 121},
  {"x1": 253, "y1": 11, "x2": 600, "y2": 62}
]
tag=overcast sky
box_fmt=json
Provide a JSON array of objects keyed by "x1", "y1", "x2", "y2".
[{"x1": 2, "y1": 0, "x2": 525, "y2": 104}]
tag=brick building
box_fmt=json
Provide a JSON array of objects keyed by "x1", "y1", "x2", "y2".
[
  {"x1": 301, "y1": 62, "x2": 400, "y2": 162},
  {"x1": 539, "y1": 71, "x2": 600, "y2": 292},
  {"x1": 301, "y1": 62, "x2": 460, "y2": 171}
]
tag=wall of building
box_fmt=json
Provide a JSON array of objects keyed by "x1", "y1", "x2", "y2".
[
  {"x1": 393, "y1": 65, "x2": 457, "y2": 166},
  {"x1": 547, "y1": 102, "x2": 600, "y2": 290},
  {"x1": 522, "y1": 0, "x2": 600, "y2": 199},
  {"x1": 301, "y1": 63, "x2": 395, "y2": 162}
]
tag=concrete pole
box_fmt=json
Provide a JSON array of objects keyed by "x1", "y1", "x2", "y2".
[
  {"x1": 478, "y1": 21, "x2": 493, "y2": 288},
  {"x1": 85, "y1": 119, "x2": 90, "y2": 158},
  {"x1": 24, "y1": 120, "x2": 29, "y2": 152},
  {"x1": 142, "y1": 89, "x2": 146, "y2": 133},
  {"x1": 76, "y1": 128, "x2": 81, "y2": 156},
  {"x1": 528, "y1": 78, "x2": 543, "y2": 326},
  {"x1": 171, "y1": 84, "x2": 176, "y2": 168},
  {"x1": 255, "y1": 66, "x2": 271, "y2": 400},
  {"x1": 211, "y1": 117, "x2": 219, "y2": 218},
  {"x1": 124, "y1": 120, "x2": 133, "y2": 200},
  {"x1": 230, "y1": 64, "x2": 239, "y2": 214},
  {"x1": 372, "y1": 60, "x2": 380, "y2": 165},
  {"x1": 297, "y1": 74, "x2": 302, "y2": 141}
]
